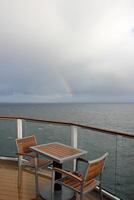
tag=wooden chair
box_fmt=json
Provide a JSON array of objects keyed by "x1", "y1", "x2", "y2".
[
  {"x1": 16, "y1": 135, "x2": 52, "y2": 191},
  {"x1": 51, "y1": 152, "x2": 108, "y2": 200}
]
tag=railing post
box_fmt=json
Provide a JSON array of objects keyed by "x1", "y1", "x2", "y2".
[
  {"x1": 71, "y1": 125, "x2": 78, "y2": 170},
  {"x1": 71, "y1": 125, "x2": 78, "y2": 148},
  {"x1": 17, "y1": 119, "x2": 23, "y2": 139}
]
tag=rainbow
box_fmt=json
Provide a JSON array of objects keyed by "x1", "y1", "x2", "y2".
[{"x1": 57, "y1": 70, "x2": 73, "y2": 96}]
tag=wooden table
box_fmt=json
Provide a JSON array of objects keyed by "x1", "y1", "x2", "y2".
[{"x1": 31, "y1": 142, "x2": 87, "y2": 200}]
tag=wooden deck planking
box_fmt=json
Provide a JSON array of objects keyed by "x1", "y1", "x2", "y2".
[{"x1": 0, "y1": 160, "x2": 110, "y2": 200}]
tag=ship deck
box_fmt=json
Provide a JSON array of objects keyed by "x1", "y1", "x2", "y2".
[{"x1": 0, "y1": 160, "x2": 110, "y2": 200}]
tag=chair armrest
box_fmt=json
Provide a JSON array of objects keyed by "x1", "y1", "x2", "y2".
[
  {"x1": 53, "y1": 167, "x2": 83, "y2": 182},
  {"x1": 77, "y1": 158, "x2": 88, "y2": 163}
]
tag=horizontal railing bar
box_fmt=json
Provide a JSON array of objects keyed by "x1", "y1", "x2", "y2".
[
  {"x1": 0, "y1": 115, "x2": 134, "y2": 138},
  {"x1": 0, "y1": 156, "x2": 17, "y2": 161}
]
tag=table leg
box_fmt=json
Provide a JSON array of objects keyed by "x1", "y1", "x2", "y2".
[{"x1": 53, "y1": 161, "x2": 62, "y2": 191}]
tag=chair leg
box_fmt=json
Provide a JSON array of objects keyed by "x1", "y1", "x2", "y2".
[
  {"x1": 99, "y1": 175, "x2": 103, "y2": 200},
  {"x1": 100, "y1": 187, "x2": 103, "y2": 200},
  {"x1": 99, "y1": 183, "x2": 103, "y2": 200},
  {"x1": 35, "y1": 156, "x2": 39, "y2": 198},
  {"x1": 35, "y1": 169, "x2": 39, "y2": 198},
  {"x1": 80, "y1": 193, "x2": 83, "y2": 200},
  {"x1": 18, "y1": 164, "x2": 22, "y2": 188},
  {"x1": 51, "y1": 170, "x2": 55, "y2": 200}
]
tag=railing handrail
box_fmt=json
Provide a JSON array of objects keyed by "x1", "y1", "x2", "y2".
[{"x1": 0, "y1": 115, "x2": 134, "y2": 139}]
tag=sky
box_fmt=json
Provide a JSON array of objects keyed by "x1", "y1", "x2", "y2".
[{"x1": 0, "y1": 0, "x2": 134, "y2": 103}]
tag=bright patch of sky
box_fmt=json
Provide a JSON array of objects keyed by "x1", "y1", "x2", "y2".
[{"x1": 0, "y1": 0, "x2": 134, "y2": 102}]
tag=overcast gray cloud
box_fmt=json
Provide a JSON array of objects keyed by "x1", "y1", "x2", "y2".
[{"x1": 0, "y1": 0, "x2": 134, "y2": 102}]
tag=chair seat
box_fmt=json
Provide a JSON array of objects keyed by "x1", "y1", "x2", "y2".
[
  {"x1": 57, "y1": 175, "x2": 100, "y2": 193},
  {"x1": 23, "y1": 158, "x2": 52, "y2": 168}
]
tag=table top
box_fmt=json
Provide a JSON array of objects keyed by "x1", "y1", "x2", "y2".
[{"x1": 30, "y1": 142, "x2": 87, "y2": 163}]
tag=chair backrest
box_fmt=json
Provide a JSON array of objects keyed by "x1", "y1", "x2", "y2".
[
  {"x1": 16, "y1": 135, "x2": 37, "y2": 154},
  {"x1": 84, "y1": 153, "x2": 108, "y2": 181}
]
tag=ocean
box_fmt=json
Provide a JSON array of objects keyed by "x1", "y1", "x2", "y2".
[
  {"x1": 0, "y1": 103, "x2": 134, "y2": 200},
  {"x1": 0, "y1": 102, "x2": 134, "y2": 132}
]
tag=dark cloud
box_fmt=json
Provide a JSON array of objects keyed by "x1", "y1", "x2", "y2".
[{"x1": 0, "y1": 0, "x2": 134, "y2": 102}]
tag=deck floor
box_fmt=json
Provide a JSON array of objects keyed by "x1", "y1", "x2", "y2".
[{"x1": 0, "y1": 160, "x2": 110, "y2": 200}]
